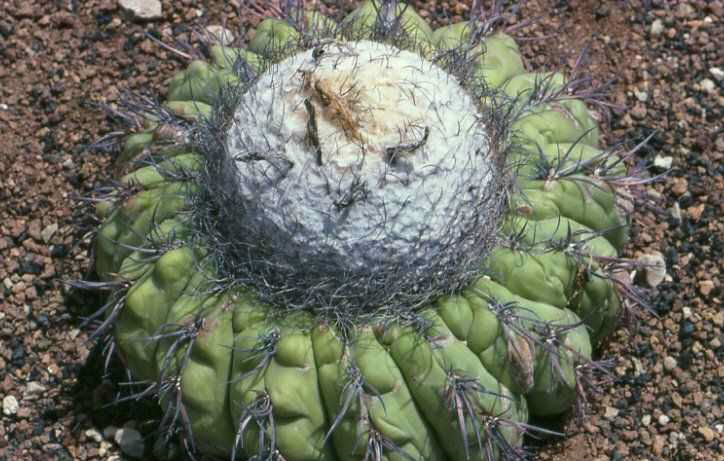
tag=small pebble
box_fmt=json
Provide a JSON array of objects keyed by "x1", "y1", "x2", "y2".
[
  {"x1": 653, "y1": 155, "x2": 673, "y2": 169},
  {"x1": 663, "y1": 356, "x2": 677, "y2": 371},
  {"x1": 651, "y1": 19, "x2": 664, "y2": 36},
  {"x1": 677, "y1": 3, "x2": 695, "y2": 18},
  {"x1": 652, "y1": 434, "x2": 666, "y2": 455},
  {"x1": 25, "y1": 382, "x2": 46, "y2": 394},
  {"x1": 698, "y1": 280, "x2": 714, "y2": 296},
  {"x1": 40, "y1": 223, "x2": 58, "y2": 243},
  {"x1": 711, "y1": 67, "x2": 724, "y2": 81},
  {"x1": 713, "y1": 312, "x2": 723, "y2": 328},
  {"x1": 118, "y1": 0, "x2": 163, "y2": 21},
  {"x1": 669, "y1": 431, "x2": 681, "y2": 446},
  {"x1": 642, "y1": 414, "x2": 652, "y2": 426},
  {"x1": 679, "y1": 320, "x2": 695, "y2": 339},
  {"x1": 115, "y1": 427, "x2": 145, "y2": 458},
  {"x1": 99, "y1": 441, "x2": 113, "y2": 457},
  {"x1": 697, "y1": 426, "x2": 715, "y2": 442},
  {"x1": 671, "y1": 177, "x2": 688, "y2": 196},
  {"x1": 604, "y1": 406, "x2": 619, "y2": 419},
  {"x1": 699, "y1": 78, "x2": 716, "y2": 93},
  {"x1": 85, "y1": 428, "x2": 103, "y2": 443},
  {"x1": 658, "y1": 414, "x2": 671, "y2": 425},
  {"x1": 2, "y1": 395, "x2": 18, "y2": 415},
  {"x1": 638, "y1": 252, "x2": 667, "y2": 288}
]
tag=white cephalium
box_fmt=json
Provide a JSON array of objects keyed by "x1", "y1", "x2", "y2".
[{"x1": 226, "y1": 40, "x2": 496, "y2": 272}]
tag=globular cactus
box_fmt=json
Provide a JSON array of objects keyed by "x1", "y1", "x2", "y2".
[{"x1": 85, "y1": 1, "x2": 644, "y2": 460}]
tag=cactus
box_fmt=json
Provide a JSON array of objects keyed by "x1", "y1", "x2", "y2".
[{"x1": 86, "y1": 2, "x2": 644, "y2": 460}]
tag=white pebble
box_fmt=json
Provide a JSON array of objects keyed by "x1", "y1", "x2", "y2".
[
  {"x1": 2, "y1": 395, "x2": 18, "y2": 416},
  {"x1": 653, "y1": 155, "x2": 673, "y2": 169},
  {"x1": 710, "y1": 67, "x2": 723, "y2": 81},
  {"x1": 118, "y1": 0, "x2": 162, "y2": 21},
  {"x1": 700, "y1": 78, "x2": 716, "y2": 93},
  {"x1": 663, "y1": 356, "x2": 677, "y2": 371},
  {"x1": 85, "y1": 428, "x2": 103, "y2": 443}
]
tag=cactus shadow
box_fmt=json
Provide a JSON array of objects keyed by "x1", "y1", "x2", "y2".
[{"x1": 66, "y1": 278, "x2": 174, "y2": 459}]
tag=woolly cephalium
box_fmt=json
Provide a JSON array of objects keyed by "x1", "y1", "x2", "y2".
[{"x1": 83, "y1": 1, "x2": 648, "y2": 460}]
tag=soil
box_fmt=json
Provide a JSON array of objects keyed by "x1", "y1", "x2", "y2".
[{"x1": 0, "y1": 1, "x2": 721, "y2": 460}]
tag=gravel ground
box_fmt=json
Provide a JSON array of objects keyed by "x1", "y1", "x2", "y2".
[{"x1": 0, "y1": 1, "x2": 721, "y2": 460}]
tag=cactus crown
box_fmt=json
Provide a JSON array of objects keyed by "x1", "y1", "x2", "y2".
[{"x1": 192, "y1": 13, "x2": 514, "y2": 325}]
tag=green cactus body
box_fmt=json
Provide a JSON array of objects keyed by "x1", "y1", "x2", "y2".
[{"x1": 91, "y1": 2, "x2": 634, "y2": 460}]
